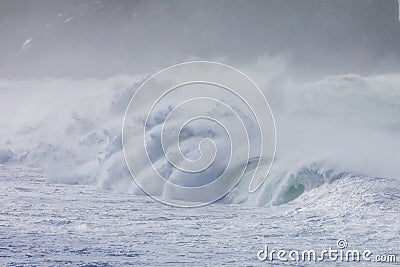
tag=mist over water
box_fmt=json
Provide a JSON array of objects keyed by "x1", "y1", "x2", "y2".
[
  {"x1": 1, "y1": 69, "x2": 399, "y2": 206},
  {"x1": 0, "y1": 0, "x2": 399, "y2": 206},
  {"x1": 1, "y1": 0, "x2": 400, "y2": 80},
  {"x1": 1, "y1": 2, "x2": 400, "y2": 265}
]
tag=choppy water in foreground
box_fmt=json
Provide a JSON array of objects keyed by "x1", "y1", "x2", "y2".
[{"x1": 0, "y1": 165, "x2": 399, "y2": 266}]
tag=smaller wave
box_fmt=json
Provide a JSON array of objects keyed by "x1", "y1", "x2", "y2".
[{"x1": 223, "y1": 159, "x2": 354, "y2": 206}]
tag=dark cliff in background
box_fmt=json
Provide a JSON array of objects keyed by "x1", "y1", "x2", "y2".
[{"x1": 0, "y1": 0, "x2": 399, "y2": 79}]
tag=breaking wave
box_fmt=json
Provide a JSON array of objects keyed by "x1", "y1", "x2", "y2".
[{"x1": 0, "y1": 72, "x2": 399, "y2": 206}]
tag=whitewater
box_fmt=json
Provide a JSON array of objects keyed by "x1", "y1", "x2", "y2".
[{"x1": 1, "y1": 72, "x2": 399, "y2": 265}]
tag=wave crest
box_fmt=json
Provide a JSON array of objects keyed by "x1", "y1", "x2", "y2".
[{"x1": 0, "y1": 73, "x2": 399, "y2": 206}]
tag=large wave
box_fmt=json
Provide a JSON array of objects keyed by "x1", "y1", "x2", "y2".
[{"x1": 1, "y1": 72, "x2": 399, "y2": 206}]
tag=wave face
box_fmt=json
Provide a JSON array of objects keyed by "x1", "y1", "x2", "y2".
[{"x1": 0, "y1": 73, "x2": 399, "y2": 206}]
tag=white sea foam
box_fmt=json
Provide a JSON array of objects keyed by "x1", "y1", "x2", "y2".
[{"x1": 0, "y1": 71, "x2": 399, "y2": 206}]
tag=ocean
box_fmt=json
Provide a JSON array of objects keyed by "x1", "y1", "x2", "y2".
[{"x1": 0, "y1": 73, "x2": 399, "y2": 265}]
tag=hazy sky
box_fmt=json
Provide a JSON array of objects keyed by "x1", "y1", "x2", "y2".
[{"x1": 1, "y1": 0, "x2": 399, "y2": 79}]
